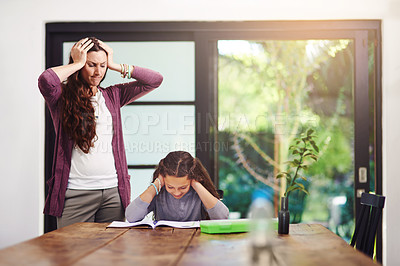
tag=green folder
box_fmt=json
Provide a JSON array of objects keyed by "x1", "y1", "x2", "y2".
[
  {"x1": 200, "y1": 218, "x2": 278, "y2": 234},
  {"x1": 200, "y1": 219, "x2": 249, "y2": 234}
]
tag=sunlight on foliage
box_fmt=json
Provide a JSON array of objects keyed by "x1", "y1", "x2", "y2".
[{"x1": 218, "y1": 39, "x2": 355, "y2": 240}]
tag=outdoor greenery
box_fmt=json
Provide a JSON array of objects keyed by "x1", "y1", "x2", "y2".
[
  {"x1": 218, "y1": 40, "x2": 356, "y2": 240},
  {"x1": 276, "y1": 128, "x2": 319, "y2": 197}
]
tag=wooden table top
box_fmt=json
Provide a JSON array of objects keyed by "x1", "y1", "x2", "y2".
[{"x1": 0, "y1": 223, "x2": 378, "y2": 266}]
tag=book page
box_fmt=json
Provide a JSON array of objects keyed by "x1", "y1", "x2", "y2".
[
  {"x1": 107, "y1": 218, "x2": 199, "y2": 229},
  {"x1": 107, "y1": 216, "x2": 155, "y2": 228},
  {"x1": 155, "y1": 220, "x2": 200, "y2": 228}
]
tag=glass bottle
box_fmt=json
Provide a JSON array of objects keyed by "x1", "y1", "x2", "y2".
[{"x1": 248, "y1": 190, "x2": 273, "y2": 264}]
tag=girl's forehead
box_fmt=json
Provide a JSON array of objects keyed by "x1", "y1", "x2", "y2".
[{"x1": 164, "y1": 175, "x2": 190, "y2": 186}]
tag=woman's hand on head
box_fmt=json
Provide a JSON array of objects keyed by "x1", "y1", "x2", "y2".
[
  {"x1": 49, "y1": 38, "x2": 93, "y2": 82},
  {"x1": 70, "y1": 38, "x2": 94, "y2": 68},
  {"x1": 98, "y1": 40, "x2": 119, "y2": 71}
]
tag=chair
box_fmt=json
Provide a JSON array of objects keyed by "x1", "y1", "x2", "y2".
[
  {"x1": 217, "y1": 189, "x2": 224, "y2": 199},
  {"x1": 350, "y1": 192, "x2": 385, "y2": 258}
]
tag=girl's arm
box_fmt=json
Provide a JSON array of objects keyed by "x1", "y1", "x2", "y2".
[
  {"x1": 125, "y1": 196, "x2": 150, "y2": 222},
  {"x1": 191, "y1": 180, "x2": 229, "y2": 219},
  {"x1": 191, "y1": 180, "x2": 219, "y2": 209},
  {"x1": 140, "y1": 176, "x2": 164, "y2": 203},
  {"x1": 51, "y1": 38, "x2": 94, "y2": 82},
  {"x1": 125, "y1": 177, "x2": 164, "y2": 222}
]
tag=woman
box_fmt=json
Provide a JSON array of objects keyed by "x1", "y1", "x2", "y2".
[
  {"x1": 125, "y1": 151, "x2": 229, "y2": 222},
  {"x1": 38, "y1": 37, "x2": 163, "y2": 228}
]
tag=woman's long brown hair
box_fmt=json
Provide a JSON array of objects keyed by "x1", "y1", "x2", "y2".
[
  {"x1": 152, "y1": 151, "x2": 220, "y2": 199},
  {"x1": 60, "y1": 37, "x2": 107, "y2": 153}
]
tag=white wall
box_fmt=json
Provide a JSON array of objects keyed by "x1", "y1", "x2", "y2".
[{"x1": 0, "y1": 0, "x2": 399, "y2": 265}]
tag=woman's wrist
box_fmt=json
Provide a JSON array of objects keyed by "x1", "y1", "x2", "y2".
[
  {"x1": 108, "y1": 62, "x2": 120, "y2": 72},
  {"x1": 118, "y1": 64, "x2": 135, "y2": 79},
  {"x1": 71, "y1": 61, "x2": 85, "y2": 70}
]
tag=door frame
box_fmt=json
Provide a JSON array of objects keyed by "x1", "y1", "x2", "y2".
[{"x1": 45, "y1": 19, "x2": 382, "y2": 260}]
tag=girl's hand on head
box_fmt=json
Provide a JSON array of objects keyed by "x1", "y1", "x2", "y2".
[
  {"x1": 155, "y1": 175, "x2": 164, "y2": 191},
  {"x1": 191, "y1": 179, "x2": 200, "y2": 189},
  {"x1": 190, "y1": 179, "x2": 219, "y2": 210},
  {"x1": 70, "y1": 38, "x2": 94, "y2": 68}
]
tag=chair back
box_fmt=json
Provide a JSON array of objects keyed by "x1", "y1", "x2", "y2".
[
  {"x1": 217, "y1": 189, "x2": 224, "y2": 200},
  {"x1": 350, "y1": 192, "x2": 385, "y2": 258}
]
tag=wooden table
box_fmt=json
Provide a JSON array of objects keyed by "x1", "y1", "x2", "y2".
[{"x1": 0, "y1": 223, "x2": 378, "y2": 265}]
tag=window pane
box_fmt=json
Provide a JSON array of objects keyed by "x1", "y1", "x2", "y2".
[
  {"x1": 218, "y1": 40, "x2": 355, "y2": 241},
  {"x1": 368, "y1": 38, "x2": 376, "y2": 193},
  {"x1": 63, "y1": 41, "x2": 195, "y2": 102},
  {"x1": 122, "y1": 105, "x2": 195, "y2": 165},
  {"x1": 128, "y1": 169, "x2": 154, "y2": 200}
]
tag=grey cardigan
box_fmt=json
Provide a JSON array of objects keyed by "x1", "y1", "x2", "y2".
[{"x1": 125, "y1": 187, "x2": 229, "y2": 222}]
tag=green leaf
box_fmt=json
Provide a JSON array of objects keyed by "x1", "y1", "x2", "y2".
[
  {"x1": 300, "y1": 187, "x2": 309, "y2": 195},
  {"x1": 277, "y1": 172, "x2": 292, "y2": 180},
  {"x1": 307, "y1": 129, "x2": 314, "y2": 136},
  {"x1": 296, "y1": 183, "x2": 306, "y2": 189},
  {"x1": 310, "y1": 140, "x2": 320, "y2": 153},
  {"x1": 286, "y1": 185, "x2": 297, "y2": 192},
  {"x1": 286, "y1": 184, "x2": 309, "y2": 196},
  {"x1": 276, "y1": 173, "x2": 285, "y2": 179},
  {"x1": 276, "y1": 172, "x2": 287, "y2": 178},
  {"x1": 286, "y1": 185, "x2": 301, "y2": 194}
]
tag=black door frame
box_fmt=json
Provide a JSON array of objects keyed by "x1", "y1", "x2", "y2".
[{"x1": 45, "y1": 19, "x2": 382, "y2": 261}]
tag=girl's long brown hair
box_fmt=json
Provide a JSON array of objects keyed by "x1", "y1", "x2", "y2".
[
  {"x1": 152, "y1": 151, "x2": 220, "y2": 199},
  {"x1": 60, "y1": 37, "x2": 107, "y2": 153}
]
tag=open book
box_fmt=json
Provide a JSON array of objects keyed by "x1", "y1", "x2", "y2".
[{"x1": 107, "y1": 216, "x2": 200, "y2": 229}]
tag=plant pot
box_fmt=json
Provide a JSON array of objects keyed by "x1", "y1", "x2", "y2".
[{"x1": 278, "y1": 196, "x2": 290, "y2": 234}]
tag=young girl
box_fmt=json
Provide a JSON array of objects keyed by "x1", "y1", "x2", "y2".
[{"x1": 125, "y1": 151, "x2": 229, "y2": 222}]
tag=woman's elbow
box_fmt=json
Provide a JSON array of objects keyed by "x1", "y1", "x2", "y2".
[{"x1": 153, "y1": 74, "x2": 163, "y2": 88}]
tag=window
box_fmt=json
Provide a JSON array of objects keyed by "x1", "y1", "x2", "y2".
[{"x1": 45, "y1": 20, "x2": 382, "y2": 262}]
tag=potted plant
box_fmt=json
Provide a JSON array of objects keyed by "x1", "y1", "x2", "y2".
[{"x1": 276, "y1": 128, "x2": 319, "y2": 234}]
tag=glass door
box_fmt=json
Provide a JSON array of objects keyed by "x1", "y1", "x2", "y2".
[
  {"x1": 216, "y1": 34, "x2": 370, "y2": 242},
  {"x1": 46, "y1": 24, "x2": 380, "y2": 256}
]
